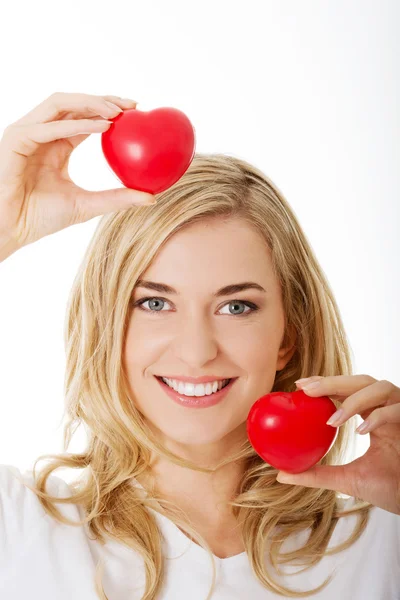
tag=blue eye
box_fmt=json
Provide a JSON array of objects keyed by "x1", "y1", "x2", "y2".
[{"x1": 133, "y1": 297, "x2": 259, "y2": 317}]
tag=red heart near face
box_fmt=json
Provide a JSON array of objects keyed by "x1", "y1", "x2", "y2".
[
  {"x1": 101, "y1": 107, "x2": 196, "y2": 194},
  {"x1": 246, "y1": 389, "x2": 339, "y2": 474}
]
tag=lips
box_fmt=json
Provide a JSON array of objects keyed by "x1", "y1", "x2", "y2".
[
  {"x1": 155, "y1": 375, "x2": 238, "y2": 408},
  {"x1": 156, "y1": 375, "x2": 235, "y2": 384},
  {"x1": 155, "y1": 375, "x2": 232, "y2": 392}
]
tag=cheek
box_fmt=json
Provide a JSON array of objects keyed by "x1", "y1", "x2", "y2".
[
  {"x1": 233, "y1": 329, "x2": 280, "y2": 370},
  {"x1": 124, "y1": 319, "x2": 162, "y2": 362}
]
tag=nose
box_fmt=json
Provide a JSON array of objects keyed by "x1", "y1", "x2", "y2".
[{"x1": 174, "y1": 314, "x2": 218, "y2": 368}]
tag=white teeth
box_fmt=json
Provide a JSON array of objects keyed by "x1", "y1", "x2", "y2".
[{"x1": 160, "y1": 377, "x2": 231, "y2": 396}]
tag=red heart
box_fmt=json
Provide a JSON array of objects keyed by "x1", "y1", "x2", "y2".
[
  {"x1": 101, "y1": 107, "x2": 196, "y2": 194},
  {"x1": 246, "y1": 390, "x2": 339, "y2": 474}
]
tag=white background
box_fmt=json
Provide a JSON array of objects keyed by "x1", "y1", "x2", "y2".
[{"x1": 0, "y1": 1, "x2": 398, "y2": 482}]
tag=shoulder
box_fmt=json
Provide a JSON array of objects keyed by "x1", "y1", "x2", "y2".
[
  {"x1": 0, "y1": 465, "x2": 90, "y2": 593},
  {"x1": 0, "y1": 463, "x2": 75, "y2": 536},
  {"x1": 0, "y1": 462, "x2": 71, "y2": 498}
]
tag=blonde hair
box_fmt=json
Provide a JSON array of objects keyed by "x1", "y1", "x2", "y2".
[{"x1": 22, "y1": 153, "x2": 373, "y2": 599}]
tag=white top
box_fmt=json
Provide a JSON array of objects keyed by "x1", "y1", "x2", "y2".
[{"x1": 0, "y1": 464, "x2": 399, "y2": 599}]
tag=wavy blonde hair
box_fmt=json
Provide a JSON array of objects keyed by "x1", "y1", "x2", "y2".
[{"x1": 21, "y1": 153, "x2": 373, "y2": 599}]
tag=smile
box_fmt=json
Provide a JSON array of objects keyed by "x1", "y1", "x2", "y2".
[
  {"x1": 154, "y1": 376, "x2": 238, "y2": 408},
  {"x1": 158, "y1": 376, "x2": 231, "y2": 396}
]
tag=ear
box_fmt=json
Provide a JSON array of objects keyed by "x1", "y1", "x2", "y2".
[{"x1": 276, "y1": 323, "x2": 297, "y2": 371}]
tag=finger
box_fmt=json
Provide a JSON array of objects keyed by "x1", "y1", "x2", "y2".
[
  {"x1": 47, "y1": 96, "x2": 138, "y2": 155},
  {"x1": 68, "y1": 98, "x2": 137, "y2": 120},
  {"x1": 102, "y1": 96, "x2": 138, "y2": 109},
  {"x1": 74, "y1": 186, "x2": 156, "y2": 223},
  {"x1": 299, "y1": 374, "x2": 377, "y2": 396},
  {"x1": 10, "y1": 92, "x2": 133, "y2": 127},
  {"x1": 59, "y1": 97, "x2": 138, "y2": 151},
  {"x1": 300, "y1": 374, "x2": 378, "y2": 410},
  {"x1": 276, "y1": 464, "x2": 356, "y2": 497},
  {"x1": 311, "y1": 380, "x2": 398, "y2": 428},
  {"x1": 346, "y1": 380, "x2": 398, "y2": 426},
  {"x1": 0, "y1": 119, "x2": 113, "y2": 180},
  {"x1": 54, "y1": 96, "x2": 138, "y2": 125},
  {"x1": 356, "y1": 402, "x2": 400, "y2": 435}
]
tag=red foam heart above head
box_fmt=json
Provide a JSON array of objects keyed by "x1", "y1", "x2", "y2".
[
  {"x1": 246, "y1": 389, "x2": 339, "y2": 474},
  {"x1": 101, "y1": 107, "x2": 196, "y2": 195}
]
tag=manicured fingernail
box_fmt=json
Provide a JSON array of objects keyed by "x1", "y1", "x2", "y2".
[
  {"x1": 356, "y1": 420, "x2": 371, "y2": 434},
  {"x1": 105, "y1": 101, "x2": 123, "y2": 112},
  {"x1": 120, "y1": 98, "x2": 138, "y2": 105},
  {"x1": 302, "y1": 380, "x2": 321, "y2": 390},
  {"x1": 295, "y1": 376, "x2": 323, "y2": 385},
  {"x1": 326, "y1": 409, "x2": 344, "y2": 426}
]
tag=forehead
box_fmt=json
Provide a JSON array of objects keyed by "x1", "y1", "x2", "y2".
[{"x1": 139, "y1": 218, "x2": 275, "y2": 288}]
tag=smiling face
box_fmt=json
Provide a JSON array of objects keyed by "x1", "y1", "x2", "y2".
[{"x1": 123, "y1": 217, "x2": 296, "y2": 452}]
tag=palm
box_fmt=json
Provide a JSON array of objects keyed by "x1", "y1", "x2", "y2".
[
  {"x1": 12, "y1": 110, "x2": 109, "y2": 247},
  {"x1": 343, "y1": 433, "x2": 400, "y2": 514},
  {"x1": 20, "y1": 167, "x2": 89, "y2": 245},
  {"x1": 326, "y1": 390, "x2": 400, "y2": 512},
  {"x1": 14, "y1": 132, "x2": 94, "y2": 246}
]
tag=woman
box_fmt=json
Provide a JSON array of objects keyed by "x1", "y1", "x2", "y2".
[{"x1": 0, "y1": 92, "x2": 399, "y2": 600}]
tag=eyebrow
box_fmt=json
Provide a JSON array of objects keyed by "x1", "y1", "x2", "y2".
[{"x1": 133, "y1": 280, "x2": 267, "y2": 297}]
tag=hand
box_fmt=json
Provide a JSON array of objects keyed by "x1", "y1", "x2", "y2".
[
  {"x1": 0, "y1": 92, "x2": 156, "y2": 253},
  {"x1": 276, "y1": 374, "x2": 400, "y2": 515}
]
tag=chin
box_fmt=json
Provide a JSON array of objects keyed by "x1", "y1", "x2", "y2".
[{"x1": 145, "y1": 417, "x2": 246, "y2": 450}]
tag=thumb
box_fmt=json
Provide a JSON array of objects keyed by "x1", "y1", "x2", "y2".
[
  {"x1": 276, "y1": 464, "x2": 355, "y2": 496},
  {"x1": 75, "y1": 187, "x2": 156, "y2": 221}
]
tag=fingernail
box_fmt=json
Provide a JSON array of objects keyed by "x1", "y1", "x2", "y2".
[
  {"x1": 276, "y1": 473, "x2": 294, "y2": 484},
  {"x1": 295, "y1": 376, "x2": 322, "y2": 385},
  {"x1": 105, "y1": 101, "x2": 123, "y2": 113},
  {"x1": 302, "y1": 380, "x2": 321, "y2": 390},
  {"x1": 120, "y1": 98, "x2": 138, "y2": 105},
  {"x1": 326, "y1": 409, "x2": 344, "y2": 426},
  {"x1": 356, "y1": 420, "x2": 370, "y2": 434}
]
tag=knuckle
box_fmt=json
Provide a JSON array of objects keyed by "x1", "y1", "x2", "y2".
[
  {"x1": 378, "y1": 380, "x2": 395, "y2": 397},
  {"x1": 45, "y1": 94, "x2": 59, "y2": 113},
  {"x1": 48, "y1": 92, "x2": 108, "y2": 115},
  {"x1": 4, "y1": 121, "x2": 19, "y2": 132},
  {"x1": 379, "y1": 379, "x2": 392, "y2": 389},
  {"x1": 369, "y1": 407, "x2": 384, "y2": 424},
  {"x1": 363, "y1": 374, "x2": 378, "y2": 384},
  {"x1": 327, "y1": 380, "x2": 341, "y2": 396},
  {"x1": 47, "y1": 93, "x2": 59, "y2": 106},
  {"x1": 2, "y1": 124, "x2": 18, "y2": 140},
  {"x1": 2, "y1": 124, "x2": 13, "y2": 136},
  {"x1": 47, "y1": 91, "x2": 75, "y2": 108}
]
